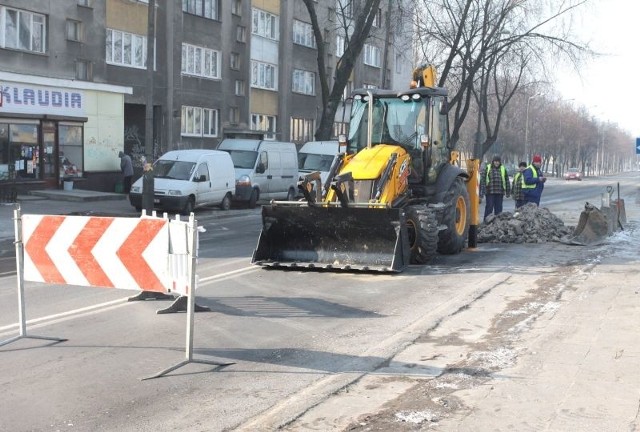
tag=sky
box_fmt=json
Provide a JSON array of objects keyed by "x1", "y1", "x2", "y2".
[{"x1": 554, "y1": 0, "x2": 640, "y2": 138}]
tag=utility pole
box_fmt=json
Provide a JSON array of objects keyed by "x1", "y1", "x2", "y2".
[
  {"x1": 145, "y1": 0, "x2": 155, "y2": 164},
  {"x1": 524, "y1": 93, "x2": 540, "y2": 161}
]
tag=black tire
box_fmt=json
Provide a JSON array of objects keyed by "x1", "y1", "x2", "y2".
[
  {"x1": 437, "y1": 177, "x2": 470, "y2": 254},
  {"x1": 248, "y1": 189, "x2": 258, "y2": 209},
  {"x1": 181, "y1": 196, "x2": 195, "y2": 216},
  {"x1": 405, "y1": 205, "x2": 439, "y2": 264},
  {"x1": 286, "y1": 187, "x2": 296, "y2": 201},
  {"x1": 220, "y1": 193, "x2": 232, "y2": 211}
]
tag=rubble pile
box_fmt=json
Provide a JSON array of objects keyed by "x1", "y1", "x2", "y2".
[{"x1": 478, "y1": 203, "x2": 574, "y2": 243}]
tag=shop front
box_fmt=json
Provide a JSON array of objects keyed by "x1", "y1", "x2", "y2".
[{"x1": 0, "y1": 72, "x2": 132, "y2": 196}]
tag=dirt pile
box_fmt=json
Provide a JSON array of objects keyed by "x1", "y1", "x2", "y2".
[{"x1": 478, "y1": 203, "x2": 574, "y2": 243}]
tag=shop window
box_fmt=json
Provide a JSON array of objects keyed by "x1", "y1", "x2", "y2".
[
  {"x1": 0, "y1": 123, "x2": 10, "y2": 181},
  {"x1": 59, "y1": 124, "x2": 83, "y2": 178},
  {"x1": 9, "y1": 123, "x2": 39, "y2": 179}
]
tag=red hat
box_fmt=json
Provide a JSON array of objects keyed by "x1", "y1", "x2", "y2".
[{"x1": 532, "y1": 154, "x2": 542, "y2": 164}]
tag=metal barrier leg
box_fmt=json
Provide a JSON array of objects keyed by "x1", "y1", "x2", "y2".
[
  {"x1": 0, "y1": 205, "x2": 67, "y2": 348},
  {"x1": 142, "y1": 214, "x2": 233, "y2": 380}
]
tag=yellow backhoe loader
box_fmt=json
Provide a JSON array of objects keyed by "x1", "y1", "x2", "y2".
[{"x1": 252, "y1": 65, "x2": 480, "y2": 272}]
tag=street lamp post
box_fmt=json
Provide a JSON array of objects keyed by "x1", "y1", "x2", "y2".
[{"x1": 524, "y1": 93, "x2": 541, "y2": 161}]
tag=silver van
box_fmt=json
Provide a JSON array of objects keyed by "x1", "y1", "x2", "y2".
[
  {"x1": 297, "y1": 140, "x2": 343, "y2": 184},
  {"x1": 217, "y1": 139, "x2": 298, "y2": 208},
  {"x1": 129, "y1": 149, "x2": 235, "y2": 214}
]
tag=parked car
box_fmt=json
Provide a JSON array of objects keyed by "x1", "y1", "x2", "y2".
[
  {"x1": 217, "y1": 139, "x2": 298, "y2": 208},
  {"x1": 297, "y1": 140, "x2": 343, "y2": 184},
  {"x1": 128, "y1": 149, "x2": 235, "y2": 214},
  {"x1": 564, "y1": 167, "x2": 582, "y2": 181}
]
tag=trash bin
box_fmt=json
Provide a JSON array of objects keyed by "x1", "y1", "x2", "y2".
[
  {"x1": 115, "y1": 182, "x2": 124, "y2": 193},
  {"x1": 63, "y1": 178, "x2": 74, "y2": 191}
]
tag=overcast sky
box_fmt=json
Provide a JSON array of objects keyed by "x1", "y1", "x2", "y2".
[{"x1": 554, "y1": 0, "x2": 640, "y2": 138}]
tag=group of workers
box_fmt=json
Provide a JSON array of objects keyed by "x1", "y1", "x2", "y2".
[{"x1": 480, "y1": 153, "x2": 547, "y2": 221}]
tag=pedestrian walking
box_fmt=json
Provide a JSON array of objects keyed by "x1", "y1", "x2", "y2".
[
  {"x1": 512, "y1": 161, "x2": 528, "y2": 209},
  {"x1": 480, "y1": 155, "x2": 511, "y2": 220},
  {"x1": 118, "y1": 151, "x2": 134, "y2": 194},
  {"x1": 522, "y1": 154, "x2": 546, "y2": 206}
]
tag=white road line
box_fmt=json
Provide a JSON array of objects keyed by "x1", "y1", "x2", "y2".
[
  {"x1": 0, "y1": 265, "x2": 259, "y2": 336},
  {"x1": 0, "y1": 297, "x2": 131, "y2": 335}
]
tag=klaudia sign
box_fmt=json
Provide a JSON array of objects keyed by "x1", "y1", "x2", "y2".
[{"x1": 0, "y1": 82, "x2": 85, "y2": 117}]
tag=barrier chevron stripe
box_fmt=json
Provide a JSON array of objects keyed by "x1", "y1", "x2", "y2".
[{"x1": 22, "y1": 215, "x2": 170, "y2": 292}]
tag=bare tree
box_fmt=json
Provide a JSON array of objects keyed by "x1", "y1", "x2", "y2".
[
  {"x1": 412, "y1": 0, "x2": 591, "y2": 160},
  {"x1": 301, "y1": 0, "x2": 384, "y2": 140}
]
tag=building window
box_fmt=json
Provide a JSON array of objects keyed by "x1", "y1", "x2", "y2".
[
  {"x1": 333, "y1": 121, "x2": 348, "y2": 138},
  {"x1": 181, "y1": 106, "x2": 218, "y2": 137},
  {"x1": 66, "y1": 20, "x2": 82, "y2": 42},
  {"x1": 236, "y1": 26, "x2": 246, "y2": 42},
  {"x1": 293, "y1": 20, "x2": 315, "y2": 48},
  {"x1": 252, "y1": 8, "x2": 278, "y2": 40},
  {"x1": 181, "y1": 0, "x2": 219, "y2": 20},
  {"x1": 290, "y1": 117, "x2": 315, "y2": 143},
  {"x1": 75, "y1": 60, "x2": 92, "y2": 80},
  {"x1": 59, "y1": 123, "x2": 84, "y2": 178},
  {"x1": 0, "y1": 6, "x2": 46, "y2": 53},
  {"x1": 395, "y1": 52, "x2": 403, "y2": 74},
  {"x1": 77, "y1": 0, "x2": 92, "y2": 6},
  {"x1": 230, "y1": 52, "x2": 240, "y2": 70},
  {"x1": 364, "y1": 44, "x2": 381, "y2": 67},
  {"x1": 364, "y1": 83, "x2": 378, "y2": 89},
  {"x1": 292, "y1": 69, "x2": 315, "y2": 96},
  {"x1": 373, "y1": 8, "x2": 382, "y2": 27},
  {"x1": 336, "y1": 35, "x2": 345, "y2": 57},
  {"x1": 229, "y1": 107, "x2": 239, "y2": 124},
  {"x1": 251, "y1": 114, "x2": 276, "y2": 140},
  {"x1": 181, "y1": 43, "x2": 220, "y2": 79},
  {"x1": 231, "y1": 0, "x2": 242, "y2": 16},
  {"x1": 342, "y1": 80, "x2": 353, "y2": 100},
  {"x1": 106, "y1": 29, "x2": 147, "y2": 69},
  {"x1": 235, "y1": 80, "x2": 245, "y2": 96},
  {"x1": 251, "y1": 61, "x2": 277, "y2": 91}
]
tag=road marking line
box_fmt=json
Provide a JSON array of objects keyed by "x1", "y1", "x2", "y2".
[{"x1": 0, "y1": 297, "x2": 131, "y2": 335}]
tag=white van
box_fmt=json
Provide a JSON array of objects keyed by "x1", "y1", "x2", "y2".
[
  {"x1": 217, "y1": 139, "x2": 298, "y2": 208},
  {"x1": 297, "y1": 140, "x2": 343, "y2": 184},
  {"x1": 128, "y1": 149, "x2": 235, "y2": 214}
]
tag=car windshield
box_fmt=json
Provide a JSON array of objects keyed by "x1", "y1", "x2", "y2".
[
  {"x1": 298, "y1": 153, "x2": 334, "y2": 172},
  {"x1": 223, "y1": 150, "x2": 258, "y2": 169},
  {"x1": 569, "y1": 168, "x2": 579, "y2": 172},
  {"x1": 153, "y1": 160, "x2": 196, "y2": 180}
]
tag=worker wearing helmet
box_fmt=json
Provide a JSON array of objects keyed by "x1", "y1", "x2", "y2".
[
  {"x1": 480, "y1": 155, "x2": 511, "y2": 221},
  {"x1": 522, "y1": 154, "x2": 547, "y2": 206}
]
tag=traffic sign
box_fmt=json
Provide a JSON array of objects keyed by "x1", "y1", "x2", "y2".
[
  {"x1": 636, "y1": 138, "x2": 640, "y2": 154},
  {"x1": 22, "y1": 215, "x2": 170, "y2": 292}
]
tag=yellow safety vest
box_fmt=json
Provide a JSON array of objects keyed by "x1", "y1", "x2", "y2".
[{"x1": 522, "y1": 164, "x2": 538, "y2": 189}]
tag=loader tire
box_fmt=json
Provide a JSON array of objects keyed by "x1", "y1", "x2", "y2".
[
  {"x1": 406, "y1": 205, "x2": 438, "y2": 264},
  {"x1": 438, "y1": 177, "x2": 470, "y2": 254}
]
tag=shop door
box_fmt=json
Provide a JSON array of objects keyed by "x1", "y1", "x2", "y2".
[{"x1": 42, "y1": 122, "x2": 58, "y2": 188}]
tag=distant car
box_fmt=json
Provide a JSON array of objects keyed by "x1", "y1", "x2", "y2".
[{"x1": 564, "y1": 167, "x2": 582, "y2": 181}]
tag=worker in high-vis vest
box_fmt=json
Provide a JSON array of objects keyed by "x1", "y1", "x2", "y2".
[
  {"x1": 522, "y1": 154, "x2": 547, "y2": 206},
  {"x1": 480, "y1": 155, "x2": 511, "y2": 221},
  {"x1": 512, "y1": 161, "x2": 528, "y2": 209}
]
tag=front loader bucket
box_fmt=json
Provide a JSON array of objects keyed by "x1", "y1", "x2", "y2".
[
  {"x1": 566, "y1": 203, "x2": 609, "y2": 245},
  {"x1": 252, "y1": 205, "x2": 409, "y2": 272}
]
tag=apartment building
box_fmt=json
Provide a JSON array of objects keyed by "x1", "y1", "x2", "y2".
[{"x1": 0, "y1": 0, "x2": 412, "y2": 192}]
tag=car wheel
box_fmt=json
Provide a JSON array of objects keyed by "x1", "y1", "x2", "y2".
[
  {"x1": 248, "y1": 189, "x2": 258, "y2": 209},
  {"x1": 286, "y1": 187, "x2": 296, "y2": 201},
  {"x1": 220, "y1": 193, "x2": 232, "y2": 211},
  {"x1": 181, "y1": 197, "x2": 195, "y2": 215}
]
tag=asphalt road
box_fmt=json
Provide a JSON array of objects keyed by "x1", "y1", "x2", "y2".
[{"x1": 0, "y1": 172, "x2": 638, "y2": 431}]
